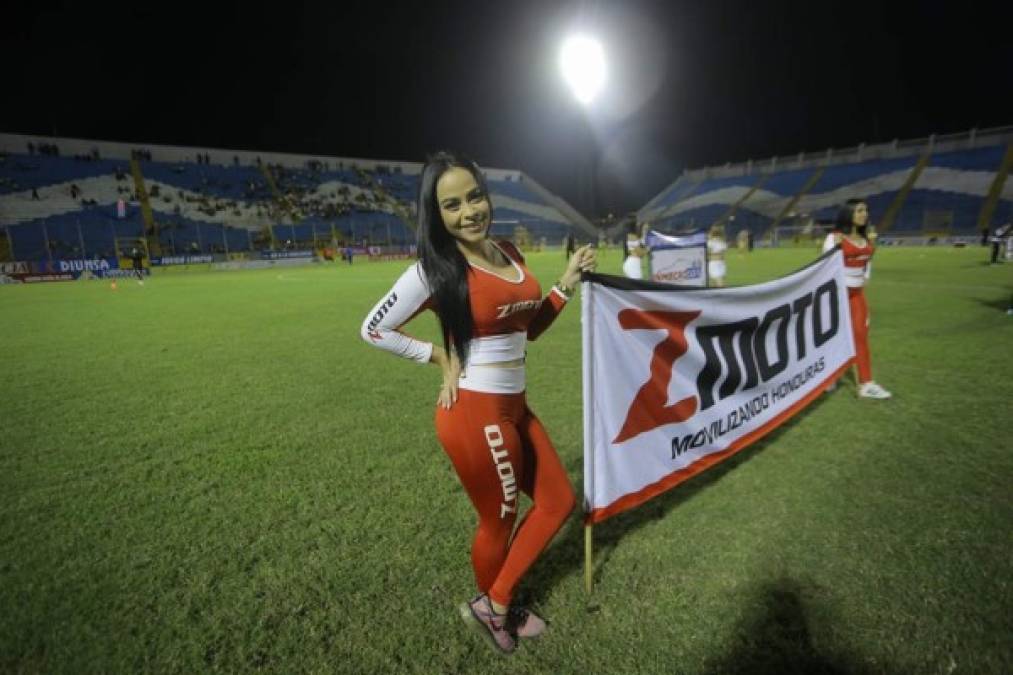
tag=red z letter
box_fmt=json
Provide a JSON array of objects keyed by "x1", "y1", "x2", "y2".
[{"x1": 613, "y1": 310, "x2": 700, "y2": 443}]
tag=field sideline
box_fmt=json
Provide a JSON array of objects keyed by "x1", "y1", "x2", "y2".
[{"x1": 2, "y1": 245, "x2": 1012, "y2": 674}]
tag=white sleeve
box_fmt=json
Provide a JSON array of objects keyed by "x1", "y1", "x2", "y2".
[
  {"x1": 821, "y1": 233, "x2": 836, "y2": 254},
  {"x1": 864, "y1": 261, "x2": 872, "y2": 281},
  {"x1": 360, "y1": 262, "x2": 434, "y2": 364}
]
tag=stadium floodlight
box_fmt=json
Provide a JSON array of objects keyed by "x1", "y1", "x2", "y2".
[{"x1": 559, "y1": 35, "x2": 606, "y2": 105}]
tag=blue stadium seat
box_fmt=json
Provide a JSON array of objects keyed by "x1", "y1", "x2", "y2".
[
  {"x1": 642, "y1": 145, "x2": 1012, "y2": 237},
  {"x1": 1, "y1": 146, "x2": 588, "y2": 258},
  {"x1": 895, "y1": 147, "x2": 1007, "y2": 232}
]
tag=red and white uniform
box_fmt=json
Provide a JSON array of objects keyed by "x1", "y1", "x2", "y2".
[
  {"x1": 823, "y1": 233, "x2": 872, "y2": 287},
  {"x1": 707, "y1": 236, "x2": 728, "y2": 281},
  {"x1": 623, "y1": 237, "x2": 644, "y2": 280},
  {"x1": 360, "y1": 241, "x2": 568, "y2": 393},
  {"x1": 823, "y1": 234, "x2": 876, "y2": 382},
  {"x1": 361, "y1": 240, "x2": 575, "y2": 606}
]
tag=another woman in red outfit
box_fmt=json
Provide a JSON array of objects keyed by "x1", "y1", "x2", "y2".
[
  {"x1": 361, "y1": 152, "x2": 596, "y2": 653},
  {"x1": 822, "y1": 198, "x2": 892, "y2": 399}
]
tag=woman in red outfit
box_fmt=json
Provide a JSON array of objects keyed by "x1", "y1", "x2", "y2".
[
  {"x1": 361, "y1": 152, "x2": 596, "y2": 653},
  {"x1": 822, "y1": 198, "x2": 891, "y2": 399}
]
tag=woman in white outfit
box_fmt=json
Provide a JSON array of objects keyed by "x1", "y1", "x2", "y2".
[
  {"x1": 622, "y1": 227, "x2": 646, "y2": 280},
  {"x1": 706, "y1": 225, "x2": 728, "y2": 287}
]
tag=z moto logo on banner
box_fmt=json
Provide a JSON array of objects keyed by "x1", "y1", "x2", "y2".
[{"x1": 581, "y1": 251, "x2": 855, "y2": 524}]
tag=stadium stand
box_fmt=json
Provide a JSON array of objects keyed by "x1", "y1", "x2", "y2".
[
  {"x1": 646, "y1": 174, "x2": 770, "y2": 233},
  {"x1": 0, "y1": 134, "x2": 593, "y2": 263},
  {"x1": 639, "y1": 127, "x2": 1013, "y2": 244},
  {"x1": 896, "y1": 146, "x2": 1013, "y2": 233}
]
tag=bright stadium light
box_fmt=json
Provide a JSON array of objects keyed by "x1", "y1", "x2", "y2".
[{"x1": 559, "y1": 35, "x2": 606, "y2": 105}]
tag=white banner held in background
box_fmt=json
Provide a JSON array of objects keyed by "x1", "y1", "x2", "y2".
[{"x1": 582, "y1": 250, "x2": 854, "y2": 524}]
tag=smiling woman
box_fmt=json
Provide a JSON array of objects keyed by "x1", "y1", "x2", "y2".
[
  {"x1": 360, "y1": 150, "x2": 596, "y2": 654},
  {"x1": 436, "y1": 167, "x2": 493, "y2": 243}
]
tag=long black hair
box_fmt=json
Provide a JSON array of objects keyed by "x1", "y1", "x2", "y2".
[
  {"x1": 416, "y1": 151, "x2": 491, "y2": 365},
  {"x1": 836, "y1": 198, "x2": 869, "y2": 239}
]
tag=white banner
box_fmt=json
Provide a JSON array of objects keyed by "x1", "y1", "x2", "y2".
[
  {"x1": 582, "y1": 250, "x2": 854, "y2": 523},
  {"x1": 0, "y1": 261, "x2": 29, "y2": 274},
  {"x1": 645, "y1": 229, "x2": 707, "y2": 286}
]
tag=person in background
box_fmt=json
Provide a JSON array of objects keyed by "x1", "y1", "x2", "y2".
[
  {"x1": 360, "y1": 151, "x2": 595, "y2": 654},
  {"x1": 564, "y1": 231, "x2": 576, "y2": 260},
  {"x1": 622, "y1": 224, "x2": 646, "y2": 280},
  {"x1": 706, "y1": 224, "x2": 728, "y2": 287},
  {"x1": 990, "y1": 223, "x2": 1011, "y2": 264},
  {"x1": 822, "y1": 198, "x2": 891, "y2": 399},
  {"x1": 128, "y1": 245, "x2": 145, "y2": 286},
  {"x1": 737, "y1": 229, "x2": 749, "y2": 252}
]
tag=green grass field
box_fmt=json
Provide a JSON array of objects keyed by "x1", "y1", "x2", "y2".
[{"x1": 2, "y1": 246, "x2": 1012, "y2": 674}]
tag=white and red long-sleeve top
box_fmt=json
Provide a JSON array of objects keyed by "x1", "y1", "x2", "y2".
[
  {"x1": 823, "y1": 233, "x2": 874, "y2": 288},
  {"x1": 360, "y1": 240, "x2": 568, "y2": 366}
]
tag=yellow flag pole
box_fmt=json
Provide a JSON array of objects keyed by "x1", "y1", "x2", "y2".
[{"x1": 584, "y1": 523, "x2": 593, "y2": 594}]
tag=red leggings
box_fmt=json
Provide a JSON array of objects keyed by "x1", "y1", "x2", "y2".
[
  {"x1": 435, "y1": 389, "x2": 575, "y2": 607},
  {"x1": 849, "y1": 288, "x2": 873, "y2": 383}
]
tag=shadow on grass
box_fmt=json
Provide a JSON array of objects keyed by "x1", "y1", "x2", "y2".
[
  {"x1": 519, "y1": 393, "x2": 836, "y2": 610},
  {"x1": 971, "y1": 294, "x2": 1013, "y2": 313},
  {"x1": 703, "y1": 578, "x2": 878, "y2": 674}
]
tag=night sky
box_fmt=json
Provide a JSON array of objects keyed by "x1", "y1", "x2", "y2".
[{"x1": 3, "y1": 0, "x2": 1011, "y2": 217}]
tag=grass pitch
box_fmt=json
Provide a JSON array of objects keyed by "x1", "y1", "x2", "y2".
[{"x1": 1, "y1": 245, "x2": 1012, "y2": 674}]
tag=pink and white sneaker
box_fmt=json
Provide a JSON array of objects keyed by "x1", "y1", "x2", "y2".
[
  {"x1": 459, "y1": 594, "x2": 515, "y2": 654},
  {"x1": 507, "y1": 605, "x2": 547, "y2": 639}
]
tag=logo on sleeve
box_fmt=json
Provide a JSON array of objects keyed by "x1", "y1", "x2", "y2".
[{"x1": 366, "y1": 292, "x2": 398, "y2": 341}]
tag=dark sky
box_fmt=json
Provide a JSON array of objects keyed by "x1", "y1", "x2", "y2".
[{"x1": 3, "y1": 0, "x2": 1011, "y2": 216}]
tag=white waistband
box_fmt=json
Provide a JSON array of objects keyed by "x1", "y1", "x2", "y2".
[
  {"x1": 844, "y1": 266, "x2": 866, "y2": 287},
  {"x1": 459, "y1": 364, "x2": 526, "y2": 394},
  {"x1": 465, "y1": 332, "x2": 527, "y2": 366}
]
